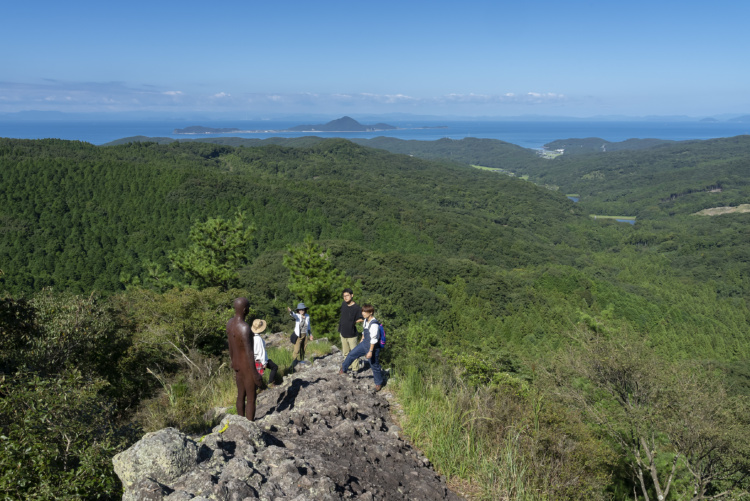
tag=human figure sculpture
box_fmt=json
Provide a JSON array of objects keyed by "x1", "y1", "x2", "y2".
[{"x1": 226, "y1": 297, "x2": 263, "y2": 420}]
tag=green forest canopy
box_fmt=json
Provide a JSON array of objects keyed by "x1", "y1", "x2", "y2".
[{"x1": 3, "y1": 134, "x2": 750, "y2": 499}]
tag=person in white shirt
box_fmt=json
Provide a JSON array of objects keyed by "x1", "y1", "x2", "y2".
[
  {"x1": 338, "y1": 303, "x2": 384, "y2": 392},
  {"x1": 288, "y1": 302, "x2": 312, "y2": 365},
  {"x1": 251, "y1": 319, "x2": 278, "y2": 387}
]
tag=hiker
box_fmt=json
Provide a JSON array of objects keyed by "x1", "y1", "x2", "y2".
[
  {"x1": 251, "y1": 319, "x2": 278, "y2": 388},
  {"x1": 226, "y1": 297, "x2": 263, "y2": 421},
  {"x1": 338, "y1": 288, "x2": 363, "y2": 371},
  {"x1": 288, "y1": 302, "x2": 312, "y2": 366},
  {"x1": 339, "y1": 303, "x2": 384, "y2": 392}
]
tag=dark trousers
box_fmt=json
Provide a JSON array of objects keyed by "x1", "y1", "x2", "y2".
[{"x1": 265, "y1": 359, "x2": 278, "y2": 385}]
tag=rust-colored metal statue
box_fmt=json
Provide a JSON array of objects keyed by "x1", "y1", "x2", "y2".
[{"x1": 226, "y1": 297, "x2": 263, "y2": 420}]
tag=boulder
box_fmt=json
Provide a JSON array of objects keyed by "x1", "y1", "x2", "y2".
[{"x1": 113, "y1": 427, "x2": 197, "y2": 491}]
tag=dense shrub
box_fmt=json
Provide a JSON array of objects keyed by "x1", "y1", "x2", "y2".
[{"x1": 0, "y1": 370, "x2": 138, "y2": 500}]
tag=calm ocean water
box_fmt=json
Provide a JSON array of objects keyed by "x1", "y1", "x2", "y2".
[{"x1": 1, "y1": 119, "x2": 749, "y2": 149}]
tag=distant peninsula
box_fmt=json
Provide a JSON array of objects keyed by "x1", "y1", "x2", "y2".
[
  {"x1": 173, "y1": 126, "x2": 242, "y2": 134},
  {"x1": 173, "y1": 116, "x2": 407, "y2": 135}
]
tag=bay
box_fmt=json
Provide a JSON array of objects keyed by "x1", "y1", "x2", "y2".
[{"x1": 0, "y1": 119, "x2": 748, "y2": 149}]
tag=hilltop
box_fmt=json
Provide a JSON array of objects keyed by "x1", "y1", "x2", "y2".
[
  {"x1": 287, "y1": 116, "x2": 397, "y2": 132},
  {"x1": 114, "y1": 349, "x2": 462, "y2": 500}
]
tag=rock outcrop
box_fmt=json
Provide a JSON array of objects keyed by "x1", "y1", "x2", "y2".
[{"x1": 114, "y1": 349, "x2": 462, "y2": 500}]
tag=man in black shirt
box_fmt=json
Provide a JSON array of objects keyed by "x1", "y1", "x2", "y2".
[{"x1": 338, "y1": 288, "x2": 363, "y2": 371}]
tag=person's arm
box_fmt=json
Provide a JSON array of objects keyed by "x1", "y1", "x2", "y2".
[
  {"x1": 356, "y1": 306, "x2": 364, "y2": 323},
  {"x1": 365, "y1": 323, "x2": 378, "y2": 359},
  {"x1": 288, "y1": 307, "x2": 300, "y2": 322},
  {"x1": 307, "y1": 315, "x2": 313, "y2": 340},
  {"x1": 288, "y1": 309, "x2": 300, "y2": 335}
]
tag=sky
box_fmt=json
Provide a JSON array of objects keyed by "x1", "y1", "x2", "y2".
[{"x1": 2, "y1": 0, "x2": 749, "y2": 119}]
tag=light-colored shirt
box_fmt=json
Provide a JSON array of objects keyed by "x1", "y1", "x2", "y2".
[
  {"x1": 253, "y1": 334, "x2": 268, "y2": 364},
  {"x1": 363, "y1": 318, "x2": 380, "y2": 346},
  {"x1": 290, "y1": 312, "x2": 312, "y2": 337}
]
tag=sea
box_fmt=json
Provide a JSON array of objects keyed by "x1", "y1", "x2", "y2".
[{"x1": 1, "y1": 119, "x2": 749, "y2": 150}]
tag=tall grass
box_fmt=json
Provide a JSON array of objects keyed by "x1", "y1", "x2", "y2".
[
  {"x1": 393, "y1": 367, "x2": 541, "y2": 501},
  {"x1": 391, "y1": 363, "x2": 613, "y2": 500},
  {"x1": 134, "y1": 340, "x2": 334, "y2": 431}
]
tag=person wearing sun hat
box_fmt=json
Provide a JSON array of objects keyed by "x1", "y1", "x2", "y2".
[
  {"x1": 288, "y1": 302, "x2": 313, "y2": 365},
  {"x1": 251, "y1": 319, "x2": 278, "y2": 388}
]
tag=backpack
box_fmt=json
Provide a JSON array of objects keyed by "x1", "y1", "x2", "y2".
[{"x1": 371, "y1": 319, "x2": 386, "y2": 348}]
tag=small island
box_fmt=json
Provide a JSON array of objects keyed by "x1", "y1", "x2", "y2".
[{"x1": 286, "y1": 116, "x2": 397, "y2": 132}]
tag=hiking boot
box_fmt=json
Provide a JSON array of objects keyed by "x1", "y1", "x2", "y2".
[
  {"x1": 374, "y1": 385, "x2": 382, "y2": 392},
  {"x1": 338, "y1": 369, "x2": 345, "y2": 375}
]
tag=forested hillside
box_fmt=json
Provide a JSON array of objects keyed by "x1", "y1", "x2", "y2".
[
  {"x1": 104, "y1": 135, "x2": 543, "y2": 173},
  {"x1": 2, "y1": 136, "x2": 749, "y2": 500},
  {"x1": 0, "y1": 137, "x2": 579, "y2": 294},
  {"x1": 513, "y1": 135, "x2": 750, "y2": 217},
  {"x1": 543, "y1": 137, "x2": 675, "y2": 154}
]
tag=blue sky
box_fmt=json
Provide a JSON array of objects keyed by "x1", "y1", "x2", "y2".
[{"x1": 2, "y1": 0, "x2": 749, "y2": 118}]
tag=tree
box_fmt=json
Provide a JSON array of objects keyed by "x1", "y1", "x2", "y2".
[
  {"x1": 170, "y1": 212, "x2": 255, "y2": 290},
  {"x1": 665, "y1": 373, "x2": 750, "y2": 500},
  {"x1": 549, "y1": 327, "x2": 750, "y2": 500},
  {"x1": 282, "y1": 236, "x2": 347, "y2": 342}
]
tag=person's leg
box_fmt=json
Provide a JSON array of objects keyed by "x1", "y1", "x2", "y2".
[
  {"x1": 340, "y1": 334, "x2": 352, "y2": 358},
  {"x1": 234, "y1": 370, "x2": 246, "y2": 417},
  {"x1": 342, "y1": 336, "x2": 360, "y2": 371},
  {"x1": 292, "y1": 334, "x2": 304, "y2": 362},
  {"x1": 299, "y1": 334, "x2": 307, "y2": 362},
  {"x1": 370, "y1": 347, "x2": 384, "y2": 387},
  {"x1": 266, "y1": 359, "x2": 278, "y2": 385},
  {"x1": 341, "y1": 339, "x2": 370, "y2": 373}
]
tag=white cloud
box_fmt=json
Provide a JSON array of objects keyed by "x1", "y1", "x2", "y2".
[
  {"x1": 436, "y1": 92, "x2": 566, "y2": 105},
  {"x1": 0, "y1": 80, "x2": 571, "y2": 114}
]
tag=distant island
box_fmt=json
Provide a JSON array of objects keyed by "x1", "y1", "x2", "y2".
[
  {"x1": 286, "y1": 116, "x2": 397, "y2": 132},
  {"x1": 173, "y1": 116, "x2": 447, "y2": 135}
]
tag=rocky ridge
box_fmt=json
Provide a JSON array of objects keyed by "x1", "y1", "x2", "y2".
[{"x1": 113, "y1": 348, "x2": 462, "y2": 500}]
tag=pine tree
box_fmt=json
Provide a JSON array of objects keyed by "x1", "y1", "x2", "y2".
[
  {"x1": 283, "y1": 236, "x2": 347, "y2": 342},
  {"x1": 170, "y1": 212, "x2": 255, "y2": 290}
]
